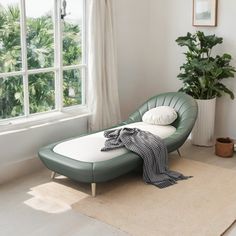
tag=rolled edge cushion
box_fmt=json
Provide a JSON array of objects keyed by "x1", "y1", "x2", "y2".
[{"x1": 142, "y1": 106, "x2": 177, "y2": 125}]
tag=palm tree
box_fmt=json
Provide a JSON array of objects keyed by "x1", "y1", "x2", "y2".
[
  {"x1": 0, "y1": 5, "x2": 23, "y2": 119},
  {"x1": 0, "y1": 4, "x2": 82, "y2": 119}
]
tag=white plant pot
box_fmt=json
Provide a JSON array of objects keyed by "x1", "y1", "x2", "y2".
[{"x1": 191, "y1": 98, "x2": 216, "y2": 146}]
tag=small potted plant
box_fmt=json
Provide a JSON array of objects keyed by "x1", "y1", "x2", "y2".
[{"x1": 176, "y1": 31, "x2": 236, "y2": 146}]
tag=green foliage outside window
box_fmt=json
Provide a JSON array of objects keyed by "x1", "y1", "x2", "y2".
[{"x1": 0, "y1": 5, "x2": 82, "y2": 119}]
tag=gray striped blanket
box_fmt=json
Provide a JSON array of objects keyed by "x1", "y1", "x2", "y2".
[{"x1": 101, "y1": 127, "x2": 191, "y2": 188}]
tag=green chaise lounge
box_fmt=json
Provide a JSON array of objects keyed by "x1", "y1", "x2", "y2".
[{"x1": 38, "y1": 92, "x2": 198, "y2": 196}]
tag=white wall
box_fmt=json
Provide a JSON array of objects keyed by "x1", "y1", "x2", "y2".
[
  {"x1": 208, "y1": 0, "x2": 236, "y2": 138},
  {"x1": 114, "y1": 0, "x2": 152, "y2": 119},
  {"x1": 115, "y1": 0, "x2": 236, "y2": 138},
  {"x1": 0, "y1": 116, "x2": 87, "y2": 184},
  {"x1": 148, "y1": 0, "x2": 193, "y2": 92}
]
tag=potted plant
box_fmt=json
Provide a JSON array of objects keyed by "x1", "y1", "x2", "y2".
[
  {"x1": 215, "y1": 137, "x2": 234, "y2": 158},
  {"x1": 176, "y1": 31, "x2": 236, "y2": 146}
]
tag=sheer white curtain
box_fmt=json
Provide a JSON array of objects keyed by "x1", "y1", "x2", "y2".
[{"x1": 88, "y1": 0, "x2": 121, "y2": 132}]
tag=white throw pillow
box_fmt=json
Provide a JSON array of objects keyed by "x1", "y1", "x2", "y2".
[{"x1": 142, "y1": 106, "x2": 177, "y2": 125}]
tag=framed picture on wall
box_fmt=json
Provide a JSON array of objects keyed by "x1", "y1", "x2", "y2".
[{"x1": 193, "y1": 0, "x2": 218, "y2": 26}]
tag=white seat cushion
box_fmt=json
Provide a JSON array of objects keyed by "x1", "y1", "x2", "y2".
[{"x1": 53, "y1": 122, "x2": 176, "y2": 163}]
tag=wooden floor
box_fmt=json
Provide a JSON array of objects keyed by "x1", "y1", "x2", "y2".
[{"x1": 1, "y1": 140, "x2": 236, "y2": 236}]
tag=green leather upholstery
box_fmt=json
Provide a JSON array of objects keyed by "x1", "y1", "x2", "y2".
[
  {"x1": 122, "y1": 92, "x2": 198, "y2": 153},
  {"x1": 38, "y1": 92, "x2": 198, "y2": 183}
]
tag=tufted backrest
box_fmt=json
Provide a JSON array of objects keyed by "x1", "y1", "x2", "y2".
[{"x1": 122, "y1": 92, "x2": 198, "y2": 152}]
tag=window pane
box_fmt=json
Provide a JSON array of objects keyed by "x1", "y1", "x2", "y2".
[
  {"x1": 0, "y1": 0, "x2": 22, "y2": 73},
  {"x1": 29, "y1": 72, "x2": 55, "y2": 114},
  {"x1": 26, "y1": 0, "x2": 54, "y2": 69},
  {"x1": 63, "y1": 0, "x2": 83, "y2": 66},
  {"x1": 63, "y1": 69, "x2": 82, "y2": 107},
  {"x1": 0, "y1": 76, "x2": 24, "y2": 119}
]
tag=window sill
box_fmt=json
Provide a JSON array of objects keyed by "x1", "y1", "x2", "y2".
[{"x1": 0, "y1": 106, "x2": 90, "y2": 135}]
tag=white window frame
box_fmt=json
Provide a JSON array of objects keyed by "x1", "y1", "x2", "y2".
[{"x1": 0, "y1": 0, "x2": 87, "y2": 125}]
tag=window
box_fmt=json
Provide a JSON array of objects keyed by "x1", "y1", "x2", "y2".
[{"x1": 0, "y1": 0, "x2": 86, "y2": 121}]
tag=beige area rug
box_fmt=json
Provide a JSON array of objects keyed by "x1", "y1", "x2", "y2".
[{"x1": 73, "y1": 158, "x2": 236, "y2": 236}]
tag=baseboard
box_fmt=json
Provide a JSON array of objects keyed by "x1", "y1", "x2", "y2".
[{"x1": 0, "y1": 157, "x2": 44, "y2": 185}]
